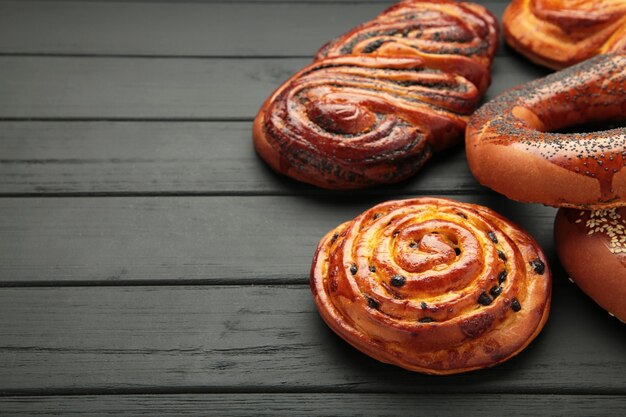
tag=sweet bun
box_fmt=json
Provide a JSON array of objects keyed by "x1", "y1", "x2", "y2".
[
  {"x1": 554, "y1": 208, "x2": 626, "y2": 323},
  {"x1": 503, "y1": 0, "x2": 626, "y2": 69},
  {"x1": 253, "y1": 55, "x2": 479, "y2": 189},
  {"x1": 254, "y1": 0, "x2": 498, "y2": 189},
  {"x1": 466, "y1": 53, "x2": 626, "y2": 209},
  {"x1": 310, "y1": 197, "x2": 551, "y2": 374},
  {"x1": 316, "y1": 0, "x2": 499, "y2": 94}
]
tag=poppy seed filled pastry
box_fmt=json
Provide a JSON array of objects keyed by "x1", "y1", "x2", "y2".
[
  {"x1": 466, "y1": 53, "x2": 626, "y2": 209},
  {"x1": 310, "y1": 197, "x2": 551, "y2": 374},
  {"x1": 503, "y1": 0, "x2": 626, "y2": 69},
  {"x1": 253, "y1": 55, "x2": 480, "y2": 189},
  {"x1": 316, "y1": 0, "x2": 499, "y2": 94},
  {"x1": 253, "y1": 0, "x2": 498, "y2": 190}
]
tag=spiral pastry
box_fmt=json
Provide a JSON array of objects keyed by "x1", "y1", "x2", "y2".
[
  {"x1": 253, "y1": 55, "x2": 479, "y2": 189},
  {"x1": 504, "y1": 0, "x2": 626, "y2": 69},
  {"x1": 316, "y1": 0, "x2": 499, "y2": 94},
  {"x1": 311, "y1": 197, "x2": 551, "y2": 374},
  {"x1": 254, "y1": 0, "x2": 498, "y2": 190}
]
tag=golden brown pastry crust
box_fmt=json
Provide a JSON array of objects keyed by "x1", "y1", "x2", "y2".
[
  {"x1": 555, "y1": 208, "x2": 626, "y2": 323},
  {"x1": 253, "y1": 56, "x2": 478, "y2": 189},
  {"x1": 310, "y1": 197, "x2": 551, "y2": 374},
  {"x1": 503, "y1": 0, "x2": 626, "y2": 69},
  {"x1": 253, "y1": 0, "x2": 498, "y2": 190},
  {"x1": 466, "y1": 53, "x2": 626, "y2": 209},
  {"x1": 317, "y1": 0, "x2": 499, "y2": 94}
]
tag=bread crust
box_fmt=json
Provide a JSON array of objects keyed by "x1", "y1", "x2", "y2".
[
  {"x1": 253, "y1": 0, "x2": 498, "y2": 190},
  {"x1": 555, "y1": 208, "x2": 626, "y2": 323},
  {"x1": 466, "y1": 53, "x2": 626, "y2": 209},
  {"x1": 253, "y1": 55, "x2": 475, "y2": 189},
  {"x1": 317, "y1": 0, "x2": 499, "y2": 94},
  {"x1": 310, "y1": 197, "x2": 551, "y2": 374},
  {"x1": 503, "y1": 0, "x2": 626, "y2": 69}
]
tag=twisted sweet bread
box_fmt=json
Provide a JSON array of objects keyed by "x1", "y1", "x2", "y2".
[
  {"x1": 504, "y1": 0, "x2": 626, "y2": 69},
  {"x1": 316, "y1": 0, "x2": 499, "y2": 94},
  {"x1": 254, "y1": 56, "x2": 479, "y2": 189},
  {"x1": 311, "y1": 197, "x2": 551, "y2": 374},
  {"x1": 254, "y1": 0, "x2": 498, "y2": 189},
  {"x1": 466, "y1": 53, "x2": 626, "y2": 209}
]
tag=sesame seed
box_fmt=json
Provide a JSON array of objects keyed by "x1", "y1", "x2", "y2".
[{"x1": 585, "y1": 208, "x2": 626, "y2": 252}]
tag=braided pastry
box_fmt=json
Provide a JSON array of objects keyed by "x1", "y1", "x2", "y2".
[
  {"x1": 316, "y1": 0, "x2": 499, "y2": 94},
  {"x1": 466, "y1": 53, "x2": 626, "y2": 209},
  {"x1": 253, "y1": 56, "x2": 479, "y2": 189},
  {"x1": 254, "y1": 0, "x2": 498, "y2": 190},
  {"x1": 504, "y1": 0, "x2": 626, "y2": 69},
  {"x1": 311, "y1": 197, "x2": 551, "y2": 374}
]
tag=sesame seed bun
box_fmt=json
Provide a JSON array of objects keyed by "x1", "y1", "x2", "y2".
[{"x1": 554, "y1": 208, "x2": 626, "y2": 323}]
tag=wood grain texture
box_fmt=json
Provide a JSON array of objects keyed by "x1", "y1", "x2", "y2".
[
  {"x1": 0, "y1": 54, "x2": 550, "y2": 195},
  {"x1": 0, "y1": 122, "x2": 480, "y2": 195},
  {"x1": 0, "y1": 195, "x2": 557, "y2": 284},
  {"x1": 1, "y1": 394, "x2": 624, "y2": 416},
  {"x1": 0, "y1": 55, "x2": 550, "y2": 120},
  {"x1": 0, "y1": 284, "x2": 624, "y2": 393},
  {"x1": 0, "y1": 1, "x2": 508, "y2": 57},
  {"x1": 0, "y1": 0, "x2": 615, "y2": 411}
]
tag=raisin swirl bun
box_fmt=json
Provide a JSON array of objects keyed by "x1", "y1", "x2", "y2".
[
  {"x1": 503, "y1": 0, "x2": 626, "y2": 69},
  {"x1": 311, "y1": 197, "x2": 551, "y2": 374},
  {"x1": 316, "y1": 0, "x2": 499, "y2": 94},
  {"x1": 253, "y1": 55, "x2": 479, "y2": 189},
  {"x1": 466, "y1": 53, "x2": 626, "y2": 209}
]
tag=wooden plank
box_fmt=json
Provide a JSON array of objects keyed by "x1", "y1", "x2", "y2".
[
  {"x1": 0, "y1": 54, "x2": 551, "y2": 194},
  {"x1": 0, "y1": 195, "x2": 558, "y2": 284},
  {"x1": 0, "y1": 283, "x2": 624, "y2": 393},
  {"x1": 0, "y1": 56, "x2": 303, "y2": 120},
  {"x1": 0, "y1": 1, "x2": 508, "y2": 57},
  {"x1": 0, "y1": 56, "x2": 550, "y2": 119},
  {"x1": 0, "y1": 394, "x2": 624, "y2": 416},
  {"x1": 0, "y1": 122, "x2": 480, "y2": 195}
]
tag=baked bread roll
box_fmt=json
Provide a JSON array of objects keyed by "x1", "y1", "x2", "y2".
[
  {"x1": 311, "y1": 197, "x2": 551, "y2": 374},
  {"x1": 254, "y1": 55, "x2": 479, "y2": 189},
  {"x1": 555, "y1": 208, "x2": 626, "y2": 323},
  {"x1": 503, "y1": 0, "x2": 626, "y2": 69},
  {"x1": 316, "y1": 0, "x2": 499, "y2": 94},
  {"x1": 254, "y1": 0, "x2": 498, "y2": 189},
  {"x1": 466, "y1": 53, "x2": 626, "y2": 209}
]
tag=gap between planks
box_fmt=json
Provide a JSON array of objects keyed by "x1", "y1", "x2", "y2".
[
  {"x1": 0, "y1": 284, "x2": 623, "y2": 394},
  {"x1": 0, "y1": 394, "x2": 624, "y2": 417}
]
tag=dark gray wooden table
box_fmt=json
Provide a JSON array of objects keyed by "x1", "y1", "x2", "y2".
[{"x1": 0, "y1": 0, "x2": 624, "y2": 415}]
